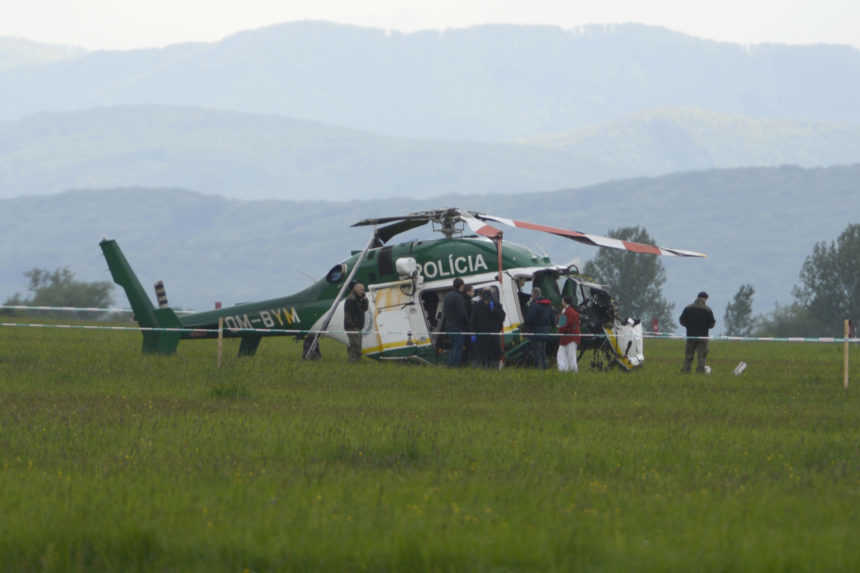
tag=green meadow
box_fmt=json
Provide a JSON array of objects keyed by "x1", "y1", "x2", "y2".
[{"x1": 1, "y1": 321, "x2": 859, "y2": 571}]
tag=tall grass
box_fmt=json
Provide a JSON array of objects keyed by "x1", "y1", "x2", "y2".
[{"x1": 1, "y1": 322, "x2": 858, "y2": 571}]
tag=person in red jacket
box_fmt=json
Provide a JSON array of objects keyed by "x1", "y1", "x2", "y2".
[{"x1": 557, "y1": 295, "x2": 581, "y2": 373}]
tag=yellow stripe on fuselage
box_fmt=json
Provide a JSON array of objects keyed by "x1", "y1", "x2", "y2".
[
  {"x1": 362, "y1": 323, "x2": 522, "y2": 356},
  {"x1": 363, "y1": 340, "x2": 433, "y2": 355}
]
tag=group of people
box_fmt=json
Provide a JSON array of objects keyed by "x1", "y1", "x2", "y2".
[
  {"x1": 442, "y1": 279, "x2": 582, "y2": 372},
  {"x1": 441, "y1": 278, "x2": 506, "y2": 367},
  {"x1": 342, "y1": 277, "x2": 508, "y2": 366},
  {"x1": 344, "y1": 275, "x2": 717, "y2": 375},
  {"x1": 522, "y1": 287, "x2": 581, "y2": 372}
]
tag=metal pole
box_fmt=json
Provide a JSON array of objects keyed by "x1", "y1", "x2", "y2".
[
  {"x1": 216, "y1": 301, "x2": 223, "y2": 368},
  {"x1": 217, "y1": 318, "x2": 223, "y2": 368},
  {"x1": 496, "y1": 234, "x2": 505, "y2": 369},
  {"x1": 844, "y1": 319, "x2": 850, "y2": 390}
]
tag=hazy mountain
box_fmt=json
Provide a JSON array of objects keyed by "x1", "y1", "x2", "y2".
[
  {"x1": 0, "y1": 105, "x2": 612, "y2": 200},
  {"x1": 2, "y1": 22, "x2": 860, "y2": 140},
  {"x1": 524, "y1": 108, "x2": 860, "y2": 175},
  {"x1": 2, "y1": 164, "x2": 857, "y2": 325},
  {"x1": 3, "y1": 105, "x2": 860, "y2": 201},
  {"x1": 0, "y1": 37, "x2": 85, "y2": 71}
]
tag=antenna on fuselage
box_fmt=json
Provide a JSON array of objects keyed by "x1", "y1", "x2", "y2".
[{"x1": 298, "y1": 270, "x2": 317, "y2": 284}]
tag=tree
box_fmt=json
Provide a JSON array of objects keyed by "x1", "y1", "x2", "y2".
[
  {"x1": 4, "y1": 267, "x2": 113, "y2": 315},
  {"x1": 754, "y1": 303, "x2": 821, "y2": 338},
  {"x1": 582, "y1": 226, "x2": 675, "y2": 330},
  {"x1": 792, "y1": 223, "x2": 860, "y2": 335},
  {"x1": 724, "y1": 284, "x2": 755, "y2": 337}
]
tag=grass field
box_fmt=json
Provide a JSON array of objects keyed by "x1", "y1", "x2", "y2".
[{"x1": 1, "y1": 321, "x2": 859, "y2": 571}]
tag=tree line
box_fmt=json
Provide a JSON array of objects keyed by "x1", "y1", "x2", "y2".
[
  {"x1": 2, "y1": 267, "x2": 114, "y2": 320},
  {"x1": 724, "y1": 223, "x2": 859, "y2": 337},
  {"x1": 583, "y1": 224, "x2": 858, "y2": 338}
]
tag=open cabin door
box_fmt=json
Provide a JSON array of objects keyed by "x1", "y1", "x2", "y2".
[{"x1": 367, "y1": 280, "x2": 432, "y2": 358}]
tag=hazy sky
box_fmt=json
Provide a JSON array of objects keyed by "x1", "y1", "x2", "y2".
[{"x1": 2, "y1": 0, "x2": 859, "y2": 50}]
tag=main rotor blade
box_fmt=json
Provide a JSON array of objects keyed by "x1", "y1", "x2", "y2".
[
  {"x1": 460, "y1": 215, "x2": 503, "y2": 239},
  {"x1": 352, "y1": 215, "x2": 432, "y2": 227},
  {"x1": 472, "y1": 213, "x2": 706, "y2": 257},
  {"x1": 374, "y1": 218, "x2": 429, "y2": 245}
]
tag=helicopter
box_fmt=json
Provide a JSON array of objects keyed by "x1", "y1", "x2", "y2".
[{"x1": 99, "y1": 208, "x2": 705, "y2": 369}]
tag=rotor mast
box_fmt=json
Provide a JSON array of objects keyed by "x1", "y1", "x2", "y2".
[{"x1": 436, "y1": 210, "x2": 462, "y2": 239}]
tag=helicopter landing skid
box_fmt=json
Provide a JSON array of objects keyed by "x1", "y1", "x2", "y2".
[
  {"x1": 578, "y1": 339, "x2": 617, "y2": 371},
  {"x1": 378, "y1": 355, "x2": 434, "y2": 365}
]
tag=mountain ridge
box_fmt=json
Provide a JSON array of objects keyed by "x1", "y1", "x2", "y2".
[
  {"x1": 3, "y1": 22, "x2": 860, "y2": 140},
  {"x1": 0, "y1": 36, "x2": 86, "y2": 71},
  {"x1": 2, "y1": 104, "x2": 859, "y2": 201}
]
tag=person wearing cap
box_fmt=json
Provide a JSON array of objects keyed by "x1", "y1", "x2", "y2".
[
  {"x1": 679, "y1": 291, "x2": 716, "y2": 373},
  {"x1": 344, "y1": 281, "x2": 368, "y2": 362}
]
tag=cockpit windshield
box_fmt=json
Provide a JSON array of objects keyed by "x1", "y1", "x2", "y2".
[{"x1": 326, "y1": 263, "x2": 347, "y2": 284}]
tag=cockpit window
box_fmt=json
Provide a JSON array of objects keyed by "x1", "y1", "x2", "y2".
[
  {"x1": 326, "y1": 263, "x2": 347, "y2": 283},
  {"x1": 559, "y1": 277, "x2": 584, "y2": 306}
]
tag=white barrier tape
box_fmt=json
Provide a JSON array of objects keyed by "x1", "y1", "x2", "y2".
[
  {"x1": 0, "y1": 305, "x2": 197, "y2": 314},
  {"x1": 4, "y1": 306, "x2": 855, "y2": 342},
  {"x1": 2, "y1": 321, "x2": 859, "y2": 343}
]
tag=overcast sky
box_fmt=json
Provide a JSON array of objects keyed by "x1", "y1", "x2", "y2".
[{"x1": 2, "y1": 0, "x2": 859, "y2": 51}]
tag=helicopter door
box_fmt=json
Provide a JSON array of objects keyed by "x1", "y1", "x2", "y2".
[
  {"x1": 561, "y1": 278, "x2": 581, "y2": 305},
  {"x1": 367, "y1": 281, "x2": 431, "y2": 357}
]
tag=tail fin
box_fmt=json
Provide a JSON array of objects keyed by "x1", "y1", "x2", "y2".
[
  {"x1": 100, "y1": 239, "x2": 156, "y2": 326},
  {"x1": 99, "y1": 239, "x2": 181, "y2": 354}
]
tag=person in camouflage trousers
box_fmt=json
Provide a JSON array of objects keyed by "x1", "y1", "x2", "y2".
[
  {"x1": 344, "y1": 282, "x2": 368, "y2": 362},
  {"x1": 679, "y1": 291, "x2": 716, "y2": 373}
]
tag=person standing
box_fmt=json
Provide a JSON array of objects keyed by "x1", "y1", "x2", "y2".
[
  {"x1": 471, "y1": 289, "x2": 506, "y2": 368},
  {"x1": 488, "y1": 292, "x2": 506, "y2": 367},
  {"x1": 462, "y1": 285, "x2": 475, "y2": 319},
  {"x1": 557, "y1": 295, "x2": 581, "y2": 373},
  {"x1": 442, "y1": 278, "x2": 468, "y2": 366},
  {"x1": 679, "y1": 291, "x2": 716, "y2": 373},
  {"x1": 524, "y1": 287, "x2": 554, "y2": 369},
  {"x1": 344, "y1": 281, "x2": 368, "y2": 362},
  {"x1": 462, "y1": 284, "x2": 476, "y2": 365}
]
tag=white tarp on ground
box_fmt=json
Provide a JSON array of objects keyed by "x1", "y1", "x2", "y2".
[{"x1": 615, "y1": 320, "x2": 645, "y2": 366}]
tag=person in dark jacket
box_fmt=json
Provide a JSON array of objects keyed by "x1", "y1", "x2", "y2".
[
  {"x1": 462, "y1": 284, "x2": 476, "y2": 364},
  {"x1": 471, "y1": 289, "x2": 506, "y2": 368},
  {"x1": 344, "y1": 281, "x2": 368, "y2": 362},
  {"x1": 524, "y1": 287, "x2": 554, "y2": 369},
  {"x1": 679, "y1": 291, "x2": 716, "y2": 373},
  {"x1": 442, "y1": 278, "x2": 468, "y2": 366},
  {"x1": 462, "y1": 284, "x2": 475, "y2": 320},
  {"x1": 487, "y1": 293, "x2": 506, "y2": 366}
]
